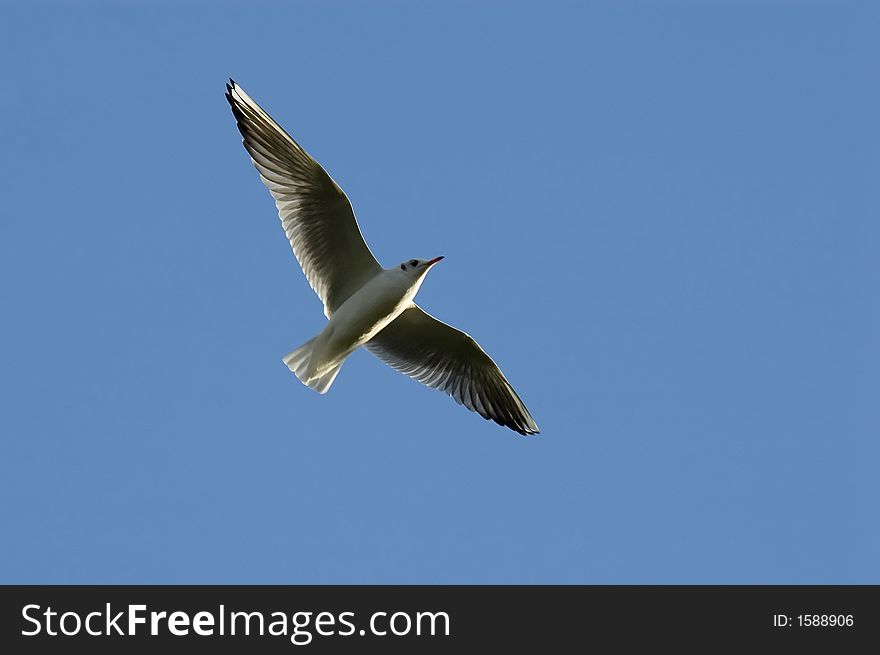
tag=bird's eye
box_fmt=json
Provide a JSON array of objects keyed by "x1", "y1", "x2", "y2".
[
  {"x1": 409, "y1": 259, "x2": 418, "y2": 266},
  {"x1": 400, "y1": 264, "x2": 406, "y2": 270}
]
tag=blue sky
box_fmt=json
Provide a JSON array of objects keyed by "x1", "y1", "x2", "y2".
[{"x1": 1, "y1": 1, "x2": 877, "y2": 583}]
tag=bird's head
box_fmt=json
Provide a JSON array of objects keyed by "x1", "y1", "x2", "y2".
[{"x1": 398, "y1": 256, "x2": 444, "y2": 277}]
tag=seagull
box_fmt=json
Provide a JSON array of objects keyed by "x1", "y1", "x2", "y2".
[{"x1": 225, "y1": 80, "x2": 539, "y2": 436}]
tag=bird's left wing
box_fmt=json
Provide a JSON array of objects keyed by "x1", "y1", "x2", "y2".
[
  {"x1": 365, "y1": 305, "x2": 540, "y2": 435},
  {"x1": 226, "y1": 80, "x2": 382, "y2": 317}
]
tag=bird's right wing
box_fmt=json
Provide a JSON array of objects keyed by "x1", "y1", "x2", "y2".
[
  {"x1": 365, "y1": 305, "x2": 539, "y2": 436},
  {"x1": 226, "y1": 80, "x2": 382, "y2": 317}
]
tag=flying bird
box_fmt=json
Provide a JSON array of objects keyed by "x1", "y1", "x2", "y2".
[{"x1": 225, "y1": 80, "x2": 539, "y2": 435}]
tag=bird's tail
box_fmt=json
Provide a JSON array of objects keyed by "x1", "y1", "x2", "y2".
[{"x1": 282, "y1": 338, "x2": 344, "y2": 395}]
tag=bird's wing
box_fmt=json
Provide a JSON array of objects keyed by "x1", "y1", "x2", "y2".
[
  {"x1": 365, "y1": 305, "x2": 539, "y2": 435},
  {"x1": 226, "y1": 80, "x2": 382, "y2": 317}
]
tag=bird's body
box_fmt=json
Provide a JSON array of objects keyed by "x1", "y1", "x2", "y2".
[
  {"x1": 226, "y1": 79, "x2": 540, "y2": 435},
  {"x1": 284, "y1": 263, "x2": 433, "y2": 393}
]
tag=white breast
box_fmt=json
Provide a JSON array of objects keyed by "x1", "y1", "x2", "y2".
[{"x1": 320, "y1": 269, "x2": 418, "y2": 358}]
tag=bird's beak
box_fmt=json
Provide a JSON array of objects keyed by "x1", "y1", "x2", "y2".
[{"x1": 426, "y1": 256, "x2": 444, "y2": 266}]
